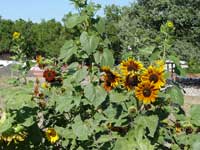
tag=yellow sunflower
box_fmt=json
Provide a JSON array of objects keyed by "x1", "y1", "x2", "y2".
[
  {"x1": 101, "y1": 66, "x2": 121, "y2": 92},
  {"x1": 41, "y1": 82, "x2": 49, "y2": 89},
  {"x1": 120, "y1": 58, "x2": 143, "y2": 75},
  {"x1": 123, "y1": 73, "x2": 140, "y2": 91},
  {"x1": 135, "y1": 81, "x2": 159, "y2": 104},
  {"x1": 166, "y1": 21, "x2": 174, "y2": 28},
  {"x1": 12, "y1": 32, "x2": 20, "y2": 39},
  {"x1": 36, "y1": 55, "x2": 42, "y2": 64},
  {"x1": 141, "y1": 65, "x2": 165, "y2": 88},
  {"x1": 45, "y1": 128, "x2": 59, "y2": 144}
]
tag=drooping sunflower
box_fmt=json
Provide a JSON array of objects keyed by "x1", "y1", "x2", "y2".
[
  {"x1": 135, "y1": 81, "x2": 159, "y2": 104},
  {"x1": 0, "y1": 132, "x2": 27, "y2": 145},
  {"x1": 123, "y1": 73, "x2": 140, "y2": 91},
  {"x1": 45, "y1": 128, "x2": 59, "y2": 144},
  {"x1": 43, "y1": 69, "x2": 56, "y2": 82},
  {"x1": 36, "y1": 55, "x2": 43, "y2": 64},
  {"x1": 101, "y1": 66, "x2": 121, "y2": 92},
  {"x1": 120, "y1": 58, "x2": 143, "y2": 75},
  {"x1": 141, "y1": 65, "x2": 165, "y2": 88}
]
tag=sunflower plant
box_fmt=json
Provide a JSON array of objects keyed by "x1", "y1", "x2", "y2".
[{"x1": 10, "y1": 32, "x2": 35, "y2": 84}]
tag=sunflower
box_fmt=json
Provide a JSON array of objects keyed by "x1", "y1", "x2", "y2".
[
  {"x1": 120, "y1": 58, "x2": 143, "y2": 75},
  {"x1": 141, "y1": 65, "x2": 165, "y2": 88},
  {"x1": 135, "y1": 81, "x2": 159, "y2": 104},
  {"x1": 0, "y1": 132, "x2": 27, "y2": 145},
  {"x1": 43, "y1": 69, "x2": 56, "y2": 82},
  {"x1": 101, "y1": 66, "x2": 121, "y2": 92},
  {"x1": 41, "y1": 82, "x2": 49, "y2": 89},
  {"x1": 166, "y1": 21, "x2": 174, "y2": 28},
  {"x1": 45, "y1": 128, "x2": 59, "y2": 144},
  {"x1": 123, "y1": 73, "x2": 140, "y2": 91},
  {"x1": 36, "y1": 55, "x2": 42, "y2": 64},
  {"x1": 12, "y1": 32, "x2": 20, "y2": 39}
]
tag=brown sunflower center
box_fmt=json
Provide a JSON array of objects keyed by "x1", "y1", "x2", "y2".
[
  {"x1": 143, "y1": 88, "x2": 151, "y2": 97},
  {"x1": 107, "y1": 72, "x2": 116, "y2": 82},
  {"x1": 49, "y1": 131, "x2": 56, "y2": 137},
  {"x1": 48, "y1": 72, "x2": 52, "y2": 77},
  {"x1": 126, "y1": 75, "x2": 139, "y2": 87},
  {"x1": 127, "y1": 63, "x2": 138, "y2": 72},
  {"x1": 149, "y1": 74, "x2": 158, "y2": 83}
]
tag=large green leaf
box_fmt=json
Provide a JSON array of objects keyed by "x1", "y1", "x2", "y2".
[
  {"x1": 113, "y1": 138, "x2": 134, "y2": 150},
  {"x1": 59, "y1": 40, "x2": 77, "y2": 62},
  {"x1": 101, "y1": 48, "x2": 114, "y2": 67},
  {"x1": 166, "y1": 86, "x2": 184, "y2": 105},
  {"x1": 93, "y1": 51, "x2": 102, "y2": 65},
  {"x1": 65, "y1": 14, "x2": 88, "y2": 28},
  {"x1": 84, "y1": 84, "x2": 107, "y2": 107},
  {"x1": 109, "y1": 91, "x2": 127, "y2": 103},
  {"x1": 0, "y1": 116, "x2": 13, "y2": 133},
  {"x1": 93, "y1": 86, "x2": 107, "y2": 107},
  {"x1": 135, "y1": 115, "x2": 159, "y2": 137},
  {"x1": 55, "y1": 126, "x2": 74, "y2": 139},
  {"x1": 55, "y1": 96, "x2": 74, "y2": 113},
  {"x1": 189, "y1": 105, "x2": 200, "y2": 126},
  {"x1": 95, "y1": 18, "x2": 105, "y2": 34},
  {"x1": 84, "y1": 83, "x2": 96, "y2": 101},
  {"x1": 80, "y1": 32, "x2": 99, "y2": 55},
  {"x1": 138, "y1": 46, "x2": 155, "y2": 56},
  {"x1": 73, "y1": 66, "x2": 88, "y2": 83},
  {"x1": 72, "y1": 116, "x2": 90, "y2": 140}
]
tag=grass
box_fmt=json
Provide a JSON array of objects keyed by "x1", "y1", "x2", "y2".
[{"x1": 0, "y1": 77, "x2": 34, "y2": 110}]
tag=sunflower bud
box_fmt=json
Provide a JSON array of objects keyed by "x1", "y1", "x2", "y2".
[
  {"x1": 128, "y1": 106, "x2": 137, "y2": 114},
  {"x1": 14, "y1": 124, "x2": 24, "y2": 133}
]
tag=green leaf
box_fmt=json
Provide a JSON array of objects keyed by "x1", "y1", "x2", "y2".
[
  {"x1": 95, "y1": 18, "x2": 105, "y2": 34},
  {"x1": 109, "y1": 91, "x2": 127, "y2": 103},
  {"x1": 138, "y1": 46, "x2": 155, "y2": 56},
  {"x1": 84, "y1": 83, "x2": 96, "y2": 101},
  {"x1": 113, "y1": 138, "x2": 134, "y2": 150},
  {"x1": 93, "y1": 51, "x2": 103, "y2": 64},
  {"x1": 93, "y1": 86, "x2": 107, "y2": 107},
  {"x1": 55, "y1": 96, "x2": 74, "y2": 113},
  {"x1": 80, "y1": 32, "x2": 99, "y2": 55},
  {"x1": 55, "y1": 126, "x2": 75, "y2": 140},
  {"x1": 84, "y1": 84, "x2": 107, "y2": 107},
  {"x1": 67, "y1": 62, "x2": 79, "y2": 70},
  {"x1": 0, "y1": 117, "x2": 13, "y2": 133},
  {"x1": 101, "y1": 48, "x2": 114, "y2": 67},
  {"x1": 189, "y1": 105, "x2": 200, "y2": 126},
  {"x1": 59, "y1": 40, "x2": 77, "y2": 62},
  {"x1": 166, "y1": 86, "x2": 184, "y2": 105},
  {"x1": 192, "y1": 141, "x2": 200, "y2": 150},
  {"x1": 95, "y1": 135, "x2": 112, "y2": 144},
  {"x1": 73, "y1": 66, "x2": 88, "y2": 83},
  {"x1": 168, "y1": 55, "x2": 180, "y2": 66},
  {"x1": 135, "y1": 115, "x2": 159, "y2": 137},
  {"x1": 65, "y1": 14, "x2": 88, "y2": 28},
  {"x1": 72, "y1": 116, "x2": 90, "y2": 140}
]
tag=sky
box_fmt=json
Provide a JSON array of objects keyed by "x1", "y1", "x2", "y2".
[{"x1": 0, "y1": 0, "x2": 131, "y2": 23}]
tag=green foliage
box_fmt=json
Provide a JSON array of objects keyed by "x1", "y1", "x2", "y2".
[{"x1": 115, "y1": 0, "x2": 200, "y2": 68}]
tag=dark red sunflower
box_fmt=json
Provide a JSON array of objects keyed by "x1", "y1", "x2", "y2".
[{"x1": 43, "y1": 69, "x2": 56, "y2": 82}]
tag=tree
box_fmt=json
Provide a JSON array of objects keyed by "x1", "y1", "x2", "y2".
[{"x1": 117, "y1": 0, "x2": 200, "y2": 70}]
